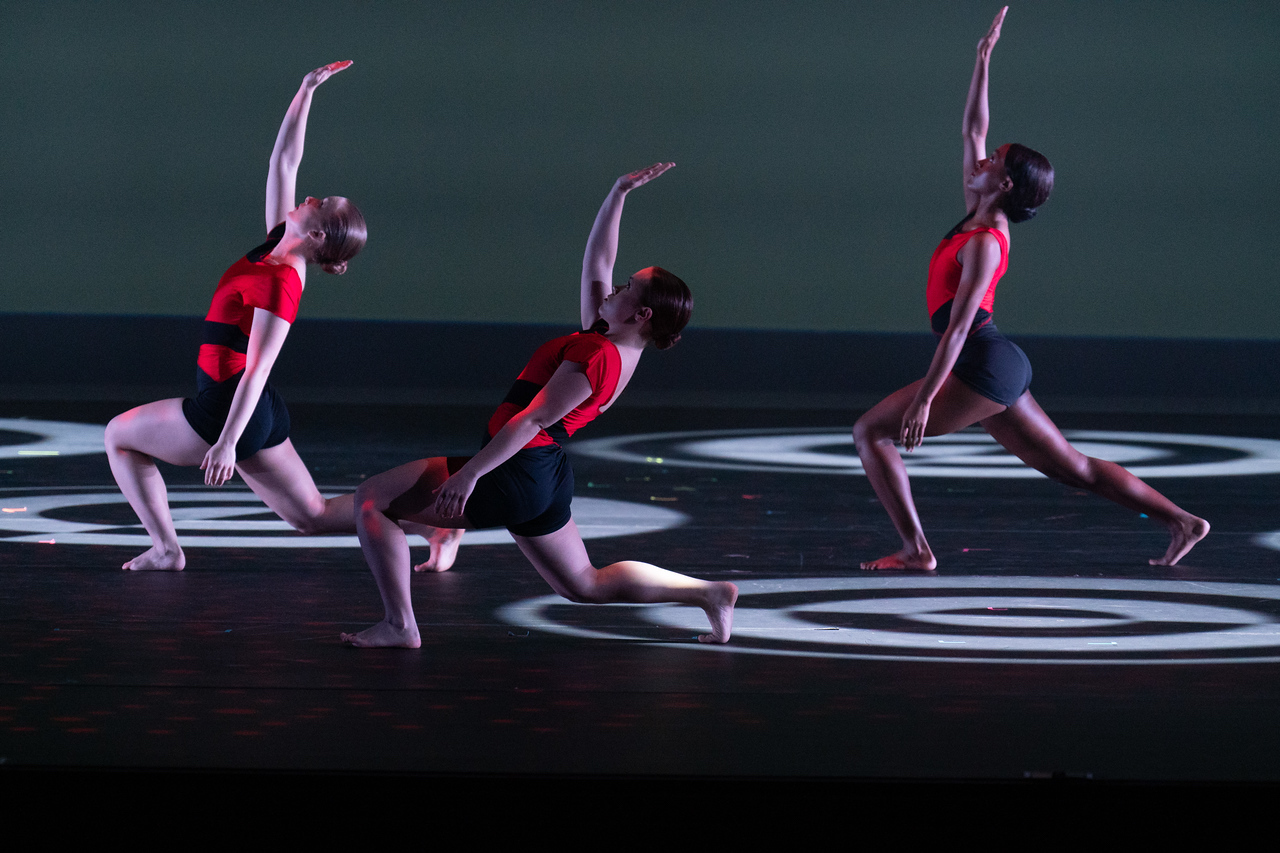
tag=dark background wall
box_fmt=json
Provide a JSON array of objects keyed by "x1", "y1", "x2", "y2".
[
  {"x1": 4, "y1": 1, "x2": 1278, "y2": 340},
  {"x1": 6, "y1": 315, "x2": 1278, "y2": 414}
]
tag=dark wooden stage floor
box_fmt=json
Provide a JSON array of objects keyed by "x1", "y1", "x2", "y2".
[{"x1": 3, "y1": 400, "x2": 1280, "y2": 793}]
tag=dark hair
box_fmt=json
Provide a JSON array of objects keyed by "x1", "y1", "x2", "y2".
[
  {"x1": 1001, "y1": 144, "x2": 1054, "y2": 224},
  {"x1": 313, "y1": 197, "x2": 368, "y2": 275},
  {"x1": 640, "y1": 267, "x2": 692, "y2": 350}
]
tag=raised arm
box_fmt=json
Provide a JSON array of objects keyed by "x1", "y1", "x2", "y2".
[
  {"x1": 962, "y1": 7, "x2": 1006, "y2": 211},
  {"x1": 580, "y1": 163, "x2": 674, "y2": 330},
  {"x1": 264, "y1": 61, "x2": 352, "y2": 233},
  {"x1": 899, "y1": 233, "x2": 1004, "y2": 450}
]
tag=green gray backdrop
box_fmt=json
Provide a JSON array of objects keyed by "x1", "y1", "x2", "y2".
[{"x1": 4, "y1": 1, "x2": 1276, "y2": 338}]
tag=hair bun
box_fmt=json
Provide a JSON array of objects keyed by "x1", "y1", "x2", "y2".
[
  {"x1": 322, "y1": 260, "x2": 348, "y2": 275},
  {"x1": 654, "y1": 331, "x2": 682, "y2": 351}
]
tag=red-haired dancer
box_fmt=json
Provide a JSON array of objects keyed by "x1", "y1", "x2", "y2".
[{"x1": 105, "y1": 63, "x2": 367, "y2": 571}]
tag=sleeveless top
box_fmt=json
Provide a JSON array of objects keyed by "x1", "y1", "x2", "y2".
[
  {"x1": 925, "y1": 224, "x2": 1009, "y2": 336},
  {"x1": 196, "y1": 223, "x2": 303, "y2": 383},
  {"x1": 486, "y1": 324, "x2": 623, "y2": 449}
]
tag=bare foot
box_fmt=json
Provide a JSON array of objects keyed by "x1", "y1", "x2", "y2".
[
  {"x1": 122, "y1": 546, "x2": 185, "y2": 571},
  {"x1": 413, "y1": 527, "x2": 464, "y2": 573},
  {"x1": 698, "y1": 581, "x2": 739, "y2": 644},
  {"x1": 1149, "y1": 515, "x2": 1210, "y2": 566},
  {"x1": 340, "y1": 620, "x2": 421, "y2": 649},
  {"x1": 860, "y1": 549, "x2": 936, "y2": 571}
]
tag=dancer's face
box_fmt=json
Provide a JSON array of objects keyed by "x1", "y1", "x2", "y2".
[
  {"x1": 967, "y1": 144, "x2": 1013, "y2": 196},
  {"x1": 599, "y1": 269, "x2": 653, "y2": 330},
  {"x1": 286, "y1": 196, "x2": 329, "y2": 236}
]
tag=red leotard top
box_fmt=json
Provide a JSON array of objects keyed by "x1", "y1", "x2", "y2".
[
  {"x1": 486, "y1": 327, "x2": 623, "y2": 449},
  {"x1": 196, "y1": 224, "x2": 303, "y2": 383},
  {"x1": 925, "y1": 226, "x2": 1009, "y2": 336}
]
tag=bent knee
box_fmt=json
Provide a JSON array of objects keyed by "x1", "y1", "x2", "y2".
[
  {"x1": 288, "y1": 513, "x2": 327, "y2": 536},
  {"x1": 104, "y1": 415, "x2": 130, "y2": 451},
  {"x1": 552, "y1": 569, "x2": 606, "y2": 604},
  {"x1": 354, "y1": 482, "x2": 390, "y2": 521},
  {"x1": 559, "y1": 586, "x2": 606, "y2": 605},
  {"x1": 852, "y1": 416, "x2": 894, "y2": 450}
]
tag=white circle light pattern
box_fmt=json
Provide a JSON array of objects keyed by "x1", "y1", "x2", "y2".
[
  {"x1": 0, "y1": 491, "x2": 686, "y2": 548},
  {"x1": 0, "y1": 417, "x2": 107, "y2": 458},
  {"x1": 0, "y1": 418, "x2": 686, "y2": 547},
  {"x1": 572, "y1": 428, "x2": 1280, "y2": 478},
  {"x1": 498, "y1": 577, "x2": 1280, "y2": 665}
]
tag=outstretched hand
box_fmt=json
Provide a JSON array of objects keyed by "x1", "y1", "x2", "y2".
[
  {"x1": 978, "y1": 7, "x2": 1007, "y2": 61},
  {"x1": 303, "y1": 60, "x2": 353, "y2": 90},
  {"x1": 615, "y1": 162, "x2": 675, "y2": 193}
]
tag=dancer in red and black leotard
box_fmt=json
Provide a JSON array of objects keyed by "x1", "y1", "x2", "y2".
[
  {"x1": 180, "y1": 224, "x2": 302, "y2": 459},
  {"x1": 104, "y1": 62, "x2": 367, "y2": 572},
  {"x1": 853, "y1": 8, "x2": 1208, "y2": 571},
  {"x1": 342, "y1": 165, "x2": 738, "y2": 648}
]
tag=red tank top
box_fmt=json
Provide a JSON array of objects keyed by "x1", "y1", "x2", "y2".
[
  {"x1": 925, "y1": 226, "x2": 1009, "y2": 332},
  {"x1": 487, "y1": 329, "x2": 623, "y2": 449},
  {"x1": 196, "y1": 227, "x2": 303, "y2": 383}
]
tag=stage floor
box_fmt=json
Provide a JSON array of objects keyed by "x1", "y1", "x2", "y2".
[{"x1": 2, "y1": 400, "x2": 1279, "y2": 784}]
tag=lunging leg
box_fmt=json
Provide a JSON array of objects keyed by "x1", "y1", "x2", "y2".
[
  {"x1": 981, "y1": 392, "x2": 1209, "y2": 565},
  {"x1": 105, "y1": 399, "x2": 211, "y2": 571},
  {"x1": 237, "y1": 439, "x2": 355, "y2": 535},
  {"x1": 342, "y1": 458, "x2": 464, "y2": 648},
  {"x1": 514, "y1": 521, "x2": 738, "y2": 643},
  {"x1": 853, "y1": 378, "x2": 1006, "y2": 570}
]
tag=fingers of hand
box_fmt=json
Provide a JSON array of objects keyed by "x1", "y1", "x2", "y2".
[
  {"x1": 624, "y1": 162, "x2": 674, "y2": 186},
  {"x1": 988, "y1": 7, "x2": 1006, "y2": 38},
  {"x1": 433, "y1": 492, "x2": 457, "y2": 517}
]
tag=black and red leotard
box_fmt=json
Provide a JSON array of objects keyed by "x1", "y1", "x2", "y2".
[
  {"x1": 925, "y1": 218, "x2": 1031, "y2": 406},
  {"x1": 444, "y1": 325, "x2": 622, "y2": 537},
  {"x1": 181, "y1": 224, "x2": 299, "y2": 457}
]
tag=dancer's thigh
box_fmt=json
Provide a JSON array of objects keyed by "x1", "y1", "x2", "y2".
[
  {"x1": 856, "y1": 381, "x2": 926, "y2": 439},
  {"x1": 513, "y1": 520, "x2": 594, "y2": 602},
  {"x1": 236, "y1": 439, "x2": 325, "y2": 525},
  {"x1": 857, "y1": 377, "x2": 1005, "y2": 440},
  {"x1": 358, "y1": 457, "x2": 468, "y2": 529},
  {"x1": 925, "y1": 377, "x2": 1008, "y2": 436},
  {"x1": 108, "y1": 398, "x2": 210, "y2": 466},
  {"x1": 980, "y1": 392, "x2": 1086, "y2": 477}
]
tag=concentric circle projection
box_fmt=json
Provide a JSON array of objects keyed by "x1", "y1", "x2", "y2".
[
  {"x1": 571, "y1": 428, "x2": 1280, "y2": 478},
  {"x1": 0, "y1": 490, "x2": 685, "y2": 548},
  {"x1": 1252, "y1": 530, "x2": 1280, "y2": 553},
  {"x1": 498, "y1": 577, "x2": 1280, "y2": 665},
  {"x1": 0, "y1": 418, "x2": 106, "y2": 458}
]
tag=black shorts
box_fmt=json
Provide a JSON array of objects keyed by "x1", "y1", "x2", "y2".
[
  {"x1": 181, "y1": 369, "x2": 291, "y2": 459},
  {"x1": 948, "y1": 322, "x2": 1032, "y2": 407},
  {"x1": 447, "y1": 442, "x2": 574, "y2": 537}
]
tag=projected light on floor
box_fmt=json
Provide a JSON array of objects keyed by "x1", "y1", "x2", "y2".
[
  {"x1": 572, "y1": 428, "x2": 1280, "y2": 478},
  {"x1": 0, "y1": 490, "x2": 685, "y2": 548},
  {"x1": 0, "y1": 417, "x2": 107, "y2": 458},
  {"x1": 498, "y1": 577, "x2": 1280, "y2": 665},
  {"x1": 1251, "y1": 530, "x2": 1280, "y2": 553}
]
